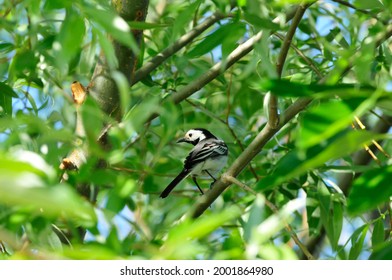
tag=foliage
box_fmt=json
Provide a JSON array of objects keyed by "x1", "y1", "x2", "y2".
[{"x1": 0, "y1": 0, "x2": 391, "y2": 260}]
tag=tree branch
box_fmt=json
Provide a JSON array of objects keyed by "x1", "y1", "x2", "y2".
[
  {"x1": 270, "y1": 2, "x2": 314, "y2": 129},
  {"x1": 132, "y1": 12, "x2": 225, "y2": 85}
]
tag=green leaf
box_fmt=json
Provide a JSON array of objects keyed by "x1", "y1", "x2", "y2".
[
  {"x1": 369, "y1": 241, "x2": 392, "y2": 260},
  {"x1": 83, "y1": 6, "x2": 139, "y2": 54},
  {"x1": 243, "y1": 195, "x2": 265, "y2": 242},
  {"x1": 317, "y1": 182, "x2": 343, "y2": 250},
  {"x1": 42, "y1": 229, "x2": 63, "y2": 251},
  {"x1": 348, "y1": 224, "x2": 368, "y2": 260},
  {"x1": 187, "y1": 22, "x2": 244, "y2": 58},
  {"x1": 243, "y1": 13, "x2": 281, "y2": 31},
  {"x1": 297, "y1": 100, "x2": 356, "y2": 149},
  {"x1": 0, "y1": 42, "x2": 14, "y2": 55},
  {"x1": 371, "y1": 218, "x2": 385, "y2": 247},
  {"x1": 123, "y1": 94, "x2": 160, "y2": 133},
  {"x1": 0, "y1": 82, "x2": 17, "y2": 117},
  {"x1": 43, "y1": 0, "x2": 71, "y2": 10},
  {"x1": 348, "y1": 165, "x2": 392, "y2": 215},
  {"x1": 354, "y1": 37, "x2": 375, "y2": 84},
  {"x1": 93, "y1": 26, "x2": 118, "y2": 69},
  {"x1": 80, "y1": 97, "x2": 107, "y2": 151},
  {"x1": 9, "y1": 50, "x2": 39, "y2": 80},
  {"x1": 106, "y1": 189, "x2": 126, "y2": 213},
  {"x1": 353, "y1": 0, "x2": 384, "y2": 10},
  {"x1": 171, "y1": 0, "x2": 201, "y2": 40},
  {"x1": 55, "y1": 10, "x2": 85, "y2": 67},
  {"x1": 221, "y1": 22, "x2": 246, "y2": 61},
  {"x1": 326, "y1": 27, "x2": 350, "y2": 49},
  {"x1": 112, "y1": 70, "x2": 130, "y2": 116},
  {"x1": 0, "y1": 91, "x2": 11, "y2": 117},
  {"x1": 259, "y1": 79, "x2": 376, "y2": 98}
]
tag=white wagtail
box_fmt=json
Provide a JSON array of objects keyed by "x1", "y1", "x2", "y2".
[{"x1": 160, "y1": 128, "x2": 228, "y2": 198}]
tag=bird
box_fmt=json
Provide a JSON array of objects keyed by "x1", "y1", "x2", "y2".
[{"x1": 160, "y1": 128, "x2": 228, "y2": 198}]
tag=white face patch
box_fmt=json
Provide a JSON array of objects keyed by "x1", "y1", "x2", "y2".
[{"x1": 185, "y1": 129, "x2": 205, "y2": 142}]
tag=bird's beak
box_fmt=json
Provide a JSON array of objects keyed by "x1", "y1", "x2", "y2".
[{"x1": 176, "y1": 137, "x2": 186, "y2": 143}]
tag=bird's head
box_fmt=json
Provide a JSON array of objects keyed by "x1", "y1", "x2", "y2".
[{"x1": 177, "y1": 128, "x2": 217, "y2": 145}]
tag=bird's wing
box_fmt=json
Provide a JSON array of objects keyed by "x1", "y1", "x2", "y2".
[{"x1": 184, "y1": 139, "x2": 228, "y2": 170}]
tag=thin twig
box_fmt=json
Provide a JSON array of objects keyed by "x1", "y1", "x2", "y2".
[
  {"x1": 273, "y1": 32, "x2": 323, "y2": 78},
  {"x1": 223, "y1": 174, "x2": 257, "y2": 195}
]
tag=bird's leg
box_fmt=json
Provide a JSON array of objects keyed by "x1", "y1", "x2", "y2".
[
  {"x1": 192, "y1": 176, "x2": 204, "y2": 195},
  {"x1": 205, "y1": 170, "x2": 217, "y2": 189}
]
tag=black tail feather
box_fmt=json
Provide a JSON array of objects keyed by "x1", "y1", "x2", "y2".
[{"x1": 160, "y1": 169, "x2": 190, "y2": 198}]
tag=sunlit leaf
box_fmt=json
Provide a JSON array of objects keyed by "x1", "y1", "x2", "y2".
[{"x1": 348, "y1": 165, "x2": 392, "y2": 215}]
